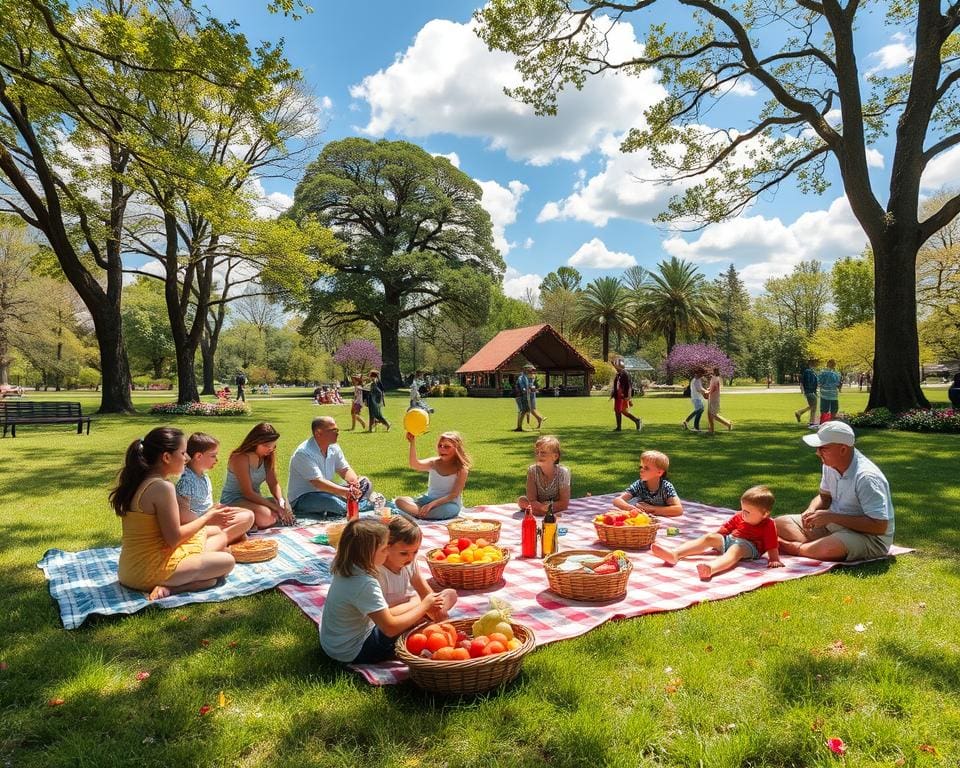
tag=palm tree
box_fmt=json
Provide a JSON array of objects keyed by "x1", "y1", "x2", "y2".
[
  {"x1": 573, "y1": 276, "x2": 633, "y2": 361},
  {"x1": 633, "y1": 257, "x2": 720, "y2": 362}
]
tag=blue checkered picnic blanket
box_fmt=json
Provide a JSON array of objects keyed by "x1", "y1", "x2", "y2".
[{"x1": 37, "y1": 528, "x2": 330, "y2": 629}]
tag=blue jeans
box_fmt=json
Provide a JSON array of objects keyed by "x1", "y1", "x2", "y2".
[
  {"x1": 351, "y1": 626, "x2": 397, "y2": 663},
  {"x1": 292, "y1": 477, "x2": 373, "y2": 518},
  {"x1": 411, "y1": 494, "x2": 462, "y2": 520},
  {"x1": 685, "y1": 405, "x2": 703, "y2": 430}
]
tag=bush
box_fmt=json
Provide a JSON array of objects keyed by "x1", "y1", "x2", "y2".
[
  {"x1": 730, "y1": 377, "x2": 756, "y2": 387},
  {"x1": 444, "y1": 385, "x2": 467, "y2": 397},
  {"x1": 846, "y1": 406, "x2": 960, "y2": 433},
  {"x1": 429, "y1": 385, "x2": 446, "y2": 397},
  {"x1": 149, "y1": 400, "x2": 251, "y2": 417}
]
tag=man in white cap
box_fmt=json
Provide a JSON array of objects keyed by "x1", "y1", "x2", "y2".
[{"x1": 775, "y1": 421, "x2": 894, "y2": 561}]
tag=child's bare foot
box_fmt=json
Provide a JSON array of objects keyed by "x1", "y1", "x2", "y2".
[
  {"x1": 696, "y1": 563, "x2": 713, "y2": 581},
  {"x1": 148, "y1": 585, "x2": 171, "y2": 601},
  {"x1": 650, "y1": 543, "x2": 678, "y2": 565}
]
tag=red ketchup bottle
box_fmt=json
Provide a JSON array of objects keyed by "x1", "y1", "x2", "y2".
[
  {"x1": 521, "y1": 505, "x2": 537, "y2": 558},
  {"x1": 346, "y1": 493, "x2": 359, "y2": 521}
]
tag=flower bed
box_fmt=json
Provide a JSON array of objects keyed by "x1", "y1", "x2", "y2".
[
  {"x1": 149, "y1": 400, "x2": 251, "y2": 417},
  {"x1": 846, "y1": 407, "x2": 960, "y2": 433}
]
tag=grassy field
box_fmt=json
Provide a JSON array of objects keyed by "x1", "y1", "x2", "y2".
[{"x1": 2, "y1": 387, "x2": 958, "y2": 767}]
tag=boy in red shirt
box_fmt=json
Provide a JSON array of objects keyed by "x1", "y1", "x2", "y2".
[{"x1": 650, "y1": 485, "x2": 783, "y2": 580}]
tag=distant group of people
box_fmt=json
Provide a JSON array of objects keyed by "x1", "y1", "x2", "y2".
[
  {"x1": 794, "y1": 358, "x2": 843, "y2": 428},
  {"x1": 680, "y1": 366, "x2": 732, "y2": 434},
  {"x1": 313, "y1": 384, "x2": 344, "y2": 405}
]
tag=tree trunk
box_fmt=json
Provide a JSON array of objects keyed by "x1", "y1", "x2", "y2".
[
  {"x1": 380, "y1": 316, "x2": 403, "y2": 389},
  {"x1": 90, "y1": 305, "x2": 135, "y2": 413},
  {"x1": 867, "y1": 235, "x2": 929, "y2": 412},
  {"x1": 200, "y1": 334, "x2": 216, "y2": 395},
  {"x1": 601, "y1": 326, "x2": 609, "y2": 362}
]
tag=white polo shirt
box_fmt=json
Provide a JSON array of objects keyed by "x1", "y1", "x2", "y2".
[
  {"x1": 821, "y1": 448, "x2": 894, "y2": 543},
  {"x1": 287, "y1": 437, "x2": 351, "y2": 505}
]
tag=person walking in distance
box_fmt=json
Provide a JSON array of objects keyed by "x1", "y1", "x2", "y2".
[
  {"x1": 235, "y1": 370, "x2": 247, "y2": 402},
  {"x1": 794, "y1": 359, "x2": 819, "y2": 428},
  {"x1": 610, "y1": 357, "x2": 641, "y2": 431}
]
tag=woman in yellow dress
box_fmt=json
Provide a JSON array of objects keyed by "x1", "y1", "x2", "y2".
[{"x1": 111, "y1": 426, "x2": 235, "y2": 600}]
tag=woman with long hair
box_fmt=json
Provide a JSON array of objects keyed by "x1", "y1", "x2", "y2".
[
  {"x1": 219, "y1": 422, "x2": 292, "y2": 528},
  {"x1": 112, "y1": 427, "x2": 235, "y2": 600}
]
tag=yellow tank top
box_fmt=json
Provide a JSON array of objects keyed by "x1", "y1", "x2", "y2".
[{"x1": 117, "y1": 476, "x2": 206, "y2": 592}]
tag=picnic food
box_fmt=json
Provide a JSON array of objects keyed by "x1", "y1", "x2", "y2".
[
  {"x1": 446, "y1": 518, "x2": 501, "y2": 544},
  {"x1": 229, "y1": 538, "x2": 278, "y2": 563},
  {"x1": 594, "y1": 508, "x2": 660, "y2": 549},
  {"x1": 544, "y1": 549, "x2": 633, "y2": 601},
  {"x1": 406, "y1": 615, "x2": 522, "y2": 660},
  {"x1": 429, "y1": 541, "x2": 505, "y2": 565},
  {"x1": 395, "y1": 617, "x2": 536, "y2": 695}
]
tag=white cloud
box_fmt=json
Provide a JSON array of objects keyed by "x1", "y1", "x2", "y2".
[
  {"x1": 663, "y1": 196, "x2": 866, "y2": 290},
  {"x1": 502, "y1": 265, "x2": 542, "y2": 301},
  {"x1": 522, "y1": 237, "x2": 534, "y2": 249},
  {"x1": 248, "y1": 177, "x2": 293, "y2": 219},
  {"x1": 476, "y1": 178, "x2": 528, "y2": 255},
  {"x1": 537, "y1": 134, "x2": 681, "y2": 226},
  {"x1": 350, "y1": 18, "x2": 665, "y2": 165},
  {"x1": 568, "y1": 238, "x2": 636, "y2": 269},
  {"x1": 433, "y1": 151, "x2": 460, "y2": 168},
  {"x1": 866, "y1": 33, "x2": 914, "y2": 76},
  {"x1": 920, "y1": 144, "x2": 960, "y2": 190},
  {"x1": 865, "y1": 148, "x2": 884, "y2": 169}
]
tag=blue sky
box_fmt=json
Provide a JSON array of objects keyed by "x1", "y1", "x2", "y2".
[{"x1": 205, "y1": 2, "x2": 948, "y2": 296}]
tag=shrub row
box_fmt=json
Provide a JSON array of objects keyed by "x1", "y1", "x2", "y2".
[
  {"x1": 149, "y1": 401, "x2": 251, "y2": 417},
  {"x1": 845, "y1": 407, "x2": 960, "y2": 433},
  {"x1": 427, "y1": 385, "x2": 467, "y2": 397}
]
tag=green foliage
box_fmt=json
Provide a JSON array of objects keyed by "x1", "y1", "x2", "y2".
[
  {"x1": 290, "y1": 137, "x2": 503, "y2": 384},
  {"x1": 3, "y1": 390, "x2": 960, "y2": 765},
  {"x1": 847, "y1": 406, "x2": 960, "y2": 433},
  {"x1": 574, "y1": 277, "x2": 632, "y2": 361},
  {"x1": 713, "y1": 264, "x2": 751, "y2": 361},
  {"x1": 632, "y1": 256, "x2": 720, "y2": 355},
  {"x1": 591, "y1": 359, "x2": 614, "y2": 388},
  {"x1": 832, "y1": 252, "x2": 875, "y2": 328},
  {"x1": 539, "y1": 266, "x2": 582, "y2": 293},
  {"x1": 762, "y1": 261, "x2": 832, "y2": 335},
  {"x1": 121, "y1": 278, "x2": 176, "y2": 379}
]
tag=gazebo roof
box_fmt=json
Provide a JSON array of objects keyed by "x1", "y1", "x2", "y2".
[{"x1": 456, "y1": 324, "x2": 594, "y2": 374}]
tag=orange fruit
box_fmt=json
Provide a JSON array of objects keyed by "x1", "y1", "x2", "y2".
[
  {"x1": 432, "y1": 647, "x2": 455, "y2": 661},
  {"x1": 482, "y1": 640, "x2": 506, "y2": 655},
  {"x1": 406, "y1": 633, "x2": 428, "y2": 655},
  {"x1": 488, "y1": 632, "x2": 509, "y2": 646},
  {"x1": 426, "y1": 632, "x2": 450, "y2": 653},
  {"x1": 451, "y1": 648, "x2": 470, "y2": 661},
  {"x1": 506, "y1": 638, "x2": 522, "y2": 651}
]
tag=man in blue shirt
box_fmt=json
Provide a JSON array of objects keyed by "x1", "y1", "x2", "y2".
[
  {"x1": 794, "y1": 360, "x2": 819, "y2": 428},
  {"x1": 817, "y1": 359, "x2": 843, "y2": 422}
]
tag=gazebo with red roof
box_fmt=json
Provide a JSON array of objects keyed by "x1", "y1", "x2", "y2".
[{"x1": 456, "y1": 324, "x2": 594, "y2": 397}]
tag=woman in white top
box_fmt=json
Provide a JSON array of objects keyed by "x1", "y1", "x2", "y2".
[{"x1": 393, "y1": 431, "x2": 471, "y2": 520}]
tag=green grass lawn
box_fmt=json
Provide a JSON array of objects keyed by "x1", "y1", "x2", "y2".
[{"x1": 2, "y1": 388, "x2": 959, "y2": 767}]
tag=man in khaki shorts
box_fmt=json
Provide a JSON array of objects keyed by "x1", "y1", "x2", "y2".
[{"x1": 776, "y1": 421, "x2": 894, "y2": 561}]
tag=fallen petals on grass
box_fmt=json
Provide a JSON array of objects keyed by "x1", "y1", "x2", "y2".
[
  {"x1": 198, "y1": 705, "x2": 212, "y2": 716},
  {"x1": 826, "y1": 737, "x2": 847, "y2": 755},
  {"x1": 47, "y1": 698, "x2": 65, "y2": 707},
  {"x1": 200, "y1": 639, "x2": 210, "y2": 648},
  {"x1": 781, "y1": 611, "x2": 791, "y2": 620},
  {"x1": 0, "y1": 661, "x2": 7, "y2": 671},
  {"x1": 218, "y1": 691, "x2": 227, "y2": 708},
  {"x1": 842, "y1": 596, "x2": 853, "y2": 604},
  {"x1": 917, "y1": 744, "x2": 937, "y2": 755},
  {"x1": 135, "y1": 671, "x2": 151, "y2": 681},
  {"x1": 810, "y1": 717, "x2": 825, "y2": 733},
  {"x1": 665, "y1": 677, "x2": 683, "y2": 694},
  {"x1": 853, "y1": 623, "x2": 868, "y2": 633}
]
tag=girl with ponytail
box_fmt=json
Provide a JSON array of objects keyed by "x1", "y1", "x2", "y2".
[{"x1": 111, "y1": 427, "x2": 235, "y2": 600}]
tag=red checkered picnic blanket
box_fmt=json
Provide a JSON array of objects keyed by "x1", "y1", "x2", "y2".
[{"x1": 279, "y1": 494, "x2": 911, "y2": 685}]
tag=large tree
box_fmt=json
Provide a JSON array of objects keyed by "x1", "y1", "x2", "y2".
[
  {"x1": 713, "y1": 264, "x2": 751, "y2": 364},
  {"x1": 290, "y1": 138, "x2": 503, "y2": 388},
  {"x1": 573, "y1": 276, "x2": 632, "y2": 362},
  {"x1": 0, "y1": 216, "x2": 37, "y2": 384},
  {"x1": 832, "y1": 252, "x2": 875, "y2": 329},
  {"x1": 632, "y1": 257, "x2": 720, "y2": 366},
  {"x1": 476, "y1": 0, "x2": 960, "y2": 412},
  {"x1": 762, "y1": 261, "x2": 832, "y2": 336}
]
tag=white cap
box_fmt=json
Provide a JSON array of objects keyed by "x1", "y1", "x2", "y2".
[{"x1": 803, "y1": 421, "x2": 856, "y2": 447}]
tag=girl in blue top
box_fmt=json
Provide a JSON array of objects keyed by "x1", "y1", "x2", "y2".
[
  {"x1": 320, "y1": 519, "x2": 440, "y2": 664},
  {"x1": 612, "y1": 450, "x2": 684, "y2": 517}
]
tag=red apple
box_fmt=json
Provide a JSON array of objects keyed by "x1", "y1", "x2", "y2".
[{"x1": 456, "y1": 537, "x2": 472, "y2": 551}]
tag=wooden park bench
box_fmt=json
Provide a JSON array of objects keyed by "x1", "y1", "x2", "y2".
[{"x1": 0, "y1": 401, "x2": 93, "y2": 438}]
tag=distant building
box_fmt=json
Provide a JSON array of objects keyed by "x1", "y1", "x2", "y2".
[{"x1": 456, "y1": 324, "x2": 595, "y2": 397}]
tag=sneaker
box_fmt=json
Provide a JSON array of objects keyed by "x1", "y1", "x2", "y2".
[
  {"x1": 636, "y1": 419, "x2": 643, "y2": 432},
  {"x1": 681, "y1": 420, "x2": 688, "y2": 430},
  {"x1": 808, "y1": 423, "x2": 819, "y2": 430},
  {"x1": 727, "y1": 422, "x2": 733, "y2": 431}
]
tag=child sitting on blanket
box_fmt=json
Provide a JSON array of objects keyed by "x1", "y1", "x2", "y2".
[
  {"x1": 517, "y1": 435, "x2": 570, "y2": 516},
  {"x1": 377, "y1": 516, "x2": 457, "y2": 621},
  {"x1": 394, "y1": 431, "x2": 471, "y2": 521},
  {"x1": 111, "y1": 426, "x2": 235, "y2": 601},
  {"x1": 176, "y1": 432, "x2": 255, "y2": 545},
  {"x1": 321, "y1": 519, "x2": 440, "y2": 664},
  {"x1": 650, "y1": 485, "x2": 783, "y2": 581},
  {"x1": 612, "y1": 450, "x2": 683, "y2": 517}
]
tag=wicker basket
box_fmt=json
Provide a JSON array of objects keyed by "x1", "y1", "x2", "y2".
[
  {"x1": 594, "y1": 519, "x2": 660, "y2": 549},
  {"x1": 543, "y1": 549, "x2": 632, "y2": 601},
  {"x1": 229, "y1": 538, "x2": 279, "y2": 563},
  {"x1": 446, "y1": 518, "x2": 502, "y2": 544},
  {"x1": 325, "y1": 522, "x2": 346, "y2": 549},
  {"x1": 425, "y1": 547, "x2": 510, "y2": 589},
  {"x1": 395, "y1": 618, "x2": 535, "y2": 695}
]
